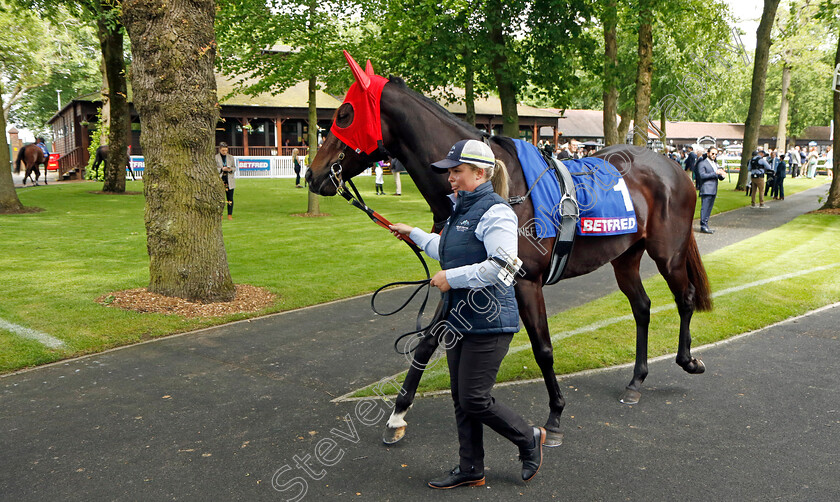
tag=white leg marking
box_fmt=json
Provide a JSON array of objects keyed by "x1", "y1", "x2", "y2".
[{"x1": 387, "y1": 410, "x2": 408, "y2": 428}]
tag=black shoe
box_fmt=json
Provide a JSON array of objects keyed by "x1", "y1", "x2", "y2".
[
  {"x1": 519, "y1": 427, "x2": 546, "y2": 481},
  {"x1": 428, "y1": 466, "x2": 485, "y2": 489},
  {"x1": 700, "y1": 227, "x2": 715, "y2": 234}
]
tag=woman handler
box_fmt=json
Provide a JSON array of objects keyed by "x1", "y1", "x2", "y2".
[{"x1": 389, "y1": 139, "x2": 545, "y2": 489}]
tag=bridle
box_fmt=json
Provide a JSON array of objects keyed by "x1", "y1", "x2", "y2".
[{"x1": 325, "y1": 142, "x2": 444, "y2": 355}]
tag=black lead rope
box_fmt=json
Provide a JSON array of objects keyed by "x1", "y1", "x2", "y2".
[{"x1": 338, "y1": 178, "x2": 444, "y2": 355}]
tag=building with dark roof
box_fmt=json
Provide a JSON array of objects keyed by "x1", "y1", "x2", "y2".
[{"x1": 48, "y1": 76, "x2": 561, "y2": 177}]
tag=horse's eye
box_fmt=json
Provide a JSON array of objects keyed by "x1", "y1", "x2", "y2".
[{"x1": 336, "y1": 103, "x2": 354, "y2": 128}]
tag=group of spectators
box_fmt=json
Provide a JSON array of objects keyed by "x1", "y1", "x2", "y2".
[
  {"x1": 538, "y1": 139, "x2": 599, "y2": 160},
  {"x1": 679, "y1": 142, "x2": 834, "y2": 234}
]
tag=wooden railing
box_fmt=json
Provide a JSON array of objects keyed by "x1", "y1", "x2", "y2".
[
  {"x1": 57, "y1": 147, "x2": 86, "y2": 180},
  {"x1": 217, "y1": 146, "x2": 309, "y2": 157}
]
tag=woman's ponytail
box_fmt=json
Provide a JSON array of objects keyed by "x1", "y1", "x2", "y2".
[{"x1": 488, "y1": 160, "x2": 510, "y2": 199}]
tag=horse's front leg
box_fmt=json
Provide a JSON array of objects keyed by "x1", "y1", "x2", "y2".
[
  {"x1": 516, "y1": 279, "x2": 565, "y2": 447},
  {"x1": 381, "y1": 299, "x2": 446, "y2": 444},
  {"x1": 382, "y1": 331, "x2": 441, "y2": 444}
]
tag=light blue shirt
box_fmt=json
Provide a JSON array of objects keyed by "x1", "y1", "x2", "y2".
[{"x1": 409, "y1": 193, "x2": 519, "y2": 289}]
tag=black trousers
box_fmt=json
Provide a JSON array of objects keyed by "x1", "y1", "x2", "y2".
[
  {"x1": 772, "y1": 177, "x2": 785, "y2": 199},
  {"x1": 225, "y1": 188, "x2": 234, "y2": 215},
  {"x1": 447, "y1": 333, "x2": 532, "y2": 472}
]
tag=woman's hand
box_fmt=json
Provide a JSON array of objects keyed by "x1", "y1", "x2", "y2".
[
  {"x1": 388, "y1": 223, "x2": 413, "y2": 237},
  {"x1": 430, "y1": 270, "x2": 450, "y2": 292}
]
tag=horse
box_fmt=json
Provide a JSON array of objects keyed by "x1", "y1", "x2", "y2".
[
  {"x1": 91, "y1": 144, "x2": 135, "y2": 181},
  {"x1": 306, "y1": 53, "x2": 712, "y2": 447},
  {"x1": 14, "y1": 144, "x2": 46, "y2": 186}
]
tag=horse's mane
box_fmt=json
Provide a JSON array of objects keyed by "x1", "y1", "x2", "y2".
[
  {"x1": 387, "y1": 76, "x2": 485, "y2": 136},
  {"x1": 386, "y1": 76, "x2": 518, "y2": 162}
]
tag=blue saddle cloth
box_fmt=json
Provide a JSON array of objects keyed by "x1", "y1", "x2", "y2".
[
  {"x1": 513, "y1": 140, "x2": 637, "y2": 237},
  {"x1": 36, "y1": 143, "x2": 49, "y2": 158}
]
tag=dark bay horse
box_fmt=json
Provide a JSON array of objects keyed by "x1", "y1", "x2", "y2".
[
  {"x1": 306, "y1": 54, "x2": 712, "y2": 447},
  {"x1": 15, "y1": 144, "x2": 46, "y2": 185},
  {"x1": 91, "y1": 144, "x2": 135, "y2": 181}
]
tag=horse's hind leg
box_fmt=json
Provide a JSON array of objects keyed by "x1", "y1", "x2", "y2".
[
  {"x1": 516, "y1": 278, "x2": 565, "y2": 447},
  {"x1": 652, "y1": 252, "x2": 705, "y2": 375},
  {"x1": 611, "y1": 241, "x2": 652, "y2": 405}
]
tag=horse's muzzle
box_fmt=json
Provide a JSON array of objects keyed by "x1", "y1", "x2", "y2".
[{"x1": 306, "y1": 169, "x2": 337, "y2": 196}]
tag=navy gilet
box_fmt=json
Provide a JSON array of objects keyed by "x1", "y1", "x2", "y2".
[{"x1": 439, "y1": 181, "x2": 519, "y2": 335}]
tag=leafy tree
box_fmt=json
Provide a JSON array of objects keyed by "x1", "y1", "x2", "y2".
[
  {"x1": 6, "y1": 6, "x2": 100, "y2": 136},
  {"x1": 215, "y1": 0, "x2": 361, "y2": 215},
  {"x1": 123, "y1": 0, "x2": 235, "y2": 302},
  {"x1": 366, "y1": 0, "x2": 596, "y2": 138},
  {"x1": 631, "y1": 0, "x2": 653, "y2": 146},
  {"x1": 0, "y1": 0, "x2": 51, "y2": 212},
  {"x1": 369, "y1": 0, "x2": 492, "y2": 126},
  {"x1": 738, "y1": 0, "x2": 782, "y2": 191},
  {"x1": 817, "y1": 0, "x2": 840, "y2": 208},
  {"x1": 0, "y1": 83, "x2": 24, "y2": 212},
  {"x1": 96, "y1": 0, "x2": 129, "y2": 193},
  {"x1": 767, "y1": 0, "x2": 830, "y2": 152},
  {"x1": 585, "y1": 0, "x2": 735, "y2": 144},
  {"x1": 602, "y1": 0, "x2": 619, "y2": 145},
  {"x1": 20, "y1": 0, "x2": 130, "y2": 193}
]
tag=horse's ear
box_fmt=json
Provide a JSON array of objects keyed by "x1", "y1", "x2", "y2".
[
  {"x1": 365, "y1": 60, "x2": 374, "y2": 76},
  {"x1": 343, "y1": 50, "x2": 370, "y2": 91}
]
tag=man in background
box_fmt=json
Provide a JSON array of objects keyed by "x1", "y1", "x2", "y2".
[{"x1": 695, "y1": 147, "x2": 726, "y2": 234}]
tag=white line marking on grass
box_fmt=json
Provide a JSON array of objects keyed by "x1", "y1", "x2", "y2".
[
  {"x1": 0, "y1": 318, "x2": 65, "y2": 349},
  {"x1": 507, "y1": 262, "x2": 840, "y2": 355}
]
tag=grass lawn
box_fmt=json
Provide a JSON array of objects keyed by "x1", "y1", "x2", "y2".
[
  {"x1": 0, "y1": 174, "x2": 830, "y2": 374},
  {"x1": 695, "y1": 174, "x2": 827, "y2": 218}
]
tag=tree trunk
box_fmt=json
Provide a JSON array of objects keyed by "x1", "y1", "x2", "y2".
[
  {"x1": 123, "y1": 0, "x2": 235, "y2": 302},
  {"x1": 602, "y1": 0, "x2": 619, "y2": 146},
  {"x1": 464, "y1": 54, "x2": 476, "y2": 127},
  {"x1": 0, "y1": 84, "x2": 24, "y2": 213},
  {"x1": 660, "y1": 108, "x2": 667, "y2": 152},
  {"x1": 776, "y1": 64, "x2": 791, "y2": 153},
  {"x1": 617, "y1": 105, "x2": 632, "y2": 144},
  {"x1": 487, "y1": 0, "x2": 519, "y2": 138},
  {"x1": 306, "y1": 75, "x2": 321, "y2": 215},
  {"x1": 98, "y1": 10, "x2": 129, "y2": 193},
  {"x1": 99, "y1": 56, "x2": 110, "y2": 146},
  {"x1": 738, "y1": 0, "x2": 781, "y2": 190},
  {"x1": 632, "y1": 0, "x2": 653, "y2": 147},
  {"x1": 821, "y1": 37, "x2": 840, "y2": 209}
]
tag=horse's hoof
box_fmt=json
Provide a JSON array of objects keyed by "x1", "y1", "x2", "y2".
[
  {"x1": 382, "y1": 425, "x2": 406, "y2": 445},
  {"x1": 619, "y1": 388, "x2": 641, "y2": 405},
  {"x1": 690, "y1": 358, "x2": 706, "y2": 374},
  {"x1": 543, "y1": 429, "x2": 564, "y2": 448},
  {"x1": 681, "y1": 357, "x2": 706, "y2": 374}
]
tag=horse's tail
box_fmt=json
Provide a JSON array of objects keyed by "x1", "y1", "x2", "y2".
[
  {"x1": 686, "y1": 232, "x2": 713, "y2": 312},
  {"x1": 14, "y1": 146, "x2": 24, "y2": 173}
]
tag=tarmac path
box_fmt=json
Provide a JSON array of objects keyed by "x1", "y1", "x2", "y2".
[{"x1": 0, "y1": 182, "x2": 835, "y2": 500}]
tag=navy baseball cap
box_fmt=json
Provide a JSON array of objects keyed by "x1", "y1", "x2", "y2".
[{"x1": 431, "y1": 139, "x2": 495, "y2": 173}]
